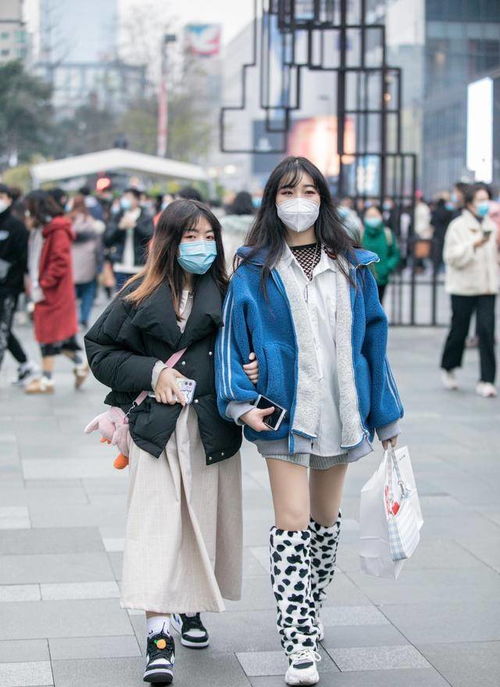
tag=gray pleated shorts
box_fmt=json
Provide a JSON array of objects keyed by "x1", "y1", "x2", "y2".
[{"x1": 255, "y1": 438, "x2": 348, "y2": 470}]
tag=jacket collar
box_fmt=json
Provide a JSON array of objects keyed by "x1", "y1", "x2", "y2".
[
  {"x1": 129, "y1": 273, "x2": 222, "y2": 350},
  {"x1": 237, "y1": 244, "x2": 378, "y2": 268}
]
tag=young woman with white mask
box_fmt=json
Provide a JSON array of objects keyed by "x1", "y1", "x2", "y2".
[{"x1": 216, "y1": 157, "x2": 403, "y2": 686}]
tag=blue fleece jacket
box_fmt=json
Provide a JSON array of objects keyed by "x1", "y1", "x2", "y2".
[{"x1": 215, "y1": 247, "x2": 403, "y2": 457}]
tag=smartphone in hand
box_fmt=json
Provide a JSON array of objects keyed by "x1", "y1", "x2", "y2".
[{"x1": 253, "y1": 394, "x2": 287, "y2": 431}]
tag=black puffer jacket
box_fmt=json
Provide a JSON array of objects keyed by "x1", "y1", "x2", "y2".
[
  {"x1": 85, "y1": 274, "x2": 242, "y2": 463},
  {"x1": 0, "y1": 207, "x2": 28, "y2": 296}
]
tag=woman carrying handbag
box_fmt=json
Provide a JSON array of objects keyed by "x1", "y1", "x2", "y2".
[
  {"x1": 85, "y1": 199, "x2": 258, "y2": 685},
  {"x1": 216, "y1": 157, "x2": 404, "y2": 686}
]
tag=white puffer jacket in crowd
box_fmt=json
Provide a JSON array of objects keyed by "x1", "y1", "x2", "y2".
[{"x1": 444, "y1": 209, "x2": 499, "y2": 296}]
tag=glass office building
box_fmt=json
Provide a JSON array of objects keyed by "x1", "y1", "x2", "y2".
[{"x1": 372, "y1": 0, "x2": 500, "y2": 194}]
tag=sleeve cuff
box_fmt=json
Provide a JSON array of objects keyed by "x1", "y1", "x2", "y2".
[
  {"x1": 226, "y1": 400, "x2": 256, "y2": 425},
  {"x1": 152, "y1": 360, "x2": 168, "y2": 390},
  {"x1": 376, "y1": 420, "x2": 401, "y2": 441}
]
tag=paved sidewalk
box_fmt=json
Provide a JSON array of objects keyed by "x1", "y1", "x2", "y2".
[{"x1": 0, "y1": 318, "x2": 499, "y2": 687}]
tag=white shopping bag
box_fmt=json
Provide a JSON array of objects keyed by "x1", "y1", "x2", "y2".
[{"x1": 359, "y1": 446, "x2": 423, "y2": 578}]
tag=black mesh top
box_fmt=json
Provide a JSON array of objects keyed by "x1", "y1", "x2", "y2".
[{"x1": 290, "y1": 242, "x2": 323, "y2": 281}]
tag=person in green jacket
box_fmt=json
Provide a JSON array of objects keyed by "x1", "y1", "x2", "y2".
[{"x1": 361, "y1": 205, "x2": 400, "y2": 302}]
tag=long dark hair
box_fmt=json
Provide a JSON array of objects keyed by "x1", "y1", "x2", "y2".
[
  {"x1": 125, "y1": 199, "x2": 228, "y2": 316},
  {"x1": 242, "y1": 156, "x2": 354, "y2": 286},
  {"x1": 228, "y1": 190, "x2": 255, "y2": 216},
  {"x1": 24, "y1": 190, "x2": 64, "y2": 226}
]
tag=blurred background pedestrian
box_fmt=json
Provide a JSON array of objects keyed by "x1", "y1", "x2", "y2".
[{"x1": 361, "y1": 204, "x2": 400, "y2": 302}]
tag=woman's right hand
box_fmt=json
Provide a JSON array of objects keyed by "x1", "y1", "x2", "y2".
[
  {"x1": 240, "y1": 406, "x2": 274, "y2": 432},
  {"x1": 473, "y1": 235, "x2": 490, "y2": 249},
  {"x1": 155, "y1": 368, "x2": 187, "y2": 406}
]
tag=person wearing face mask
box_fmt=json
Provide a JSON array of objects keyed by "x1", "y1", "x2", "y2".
[
  {"x1": 85, "y1": 199, "x2": 260, "y2": 685},
  {"x1": 441, "y1": 183, "x2": 498, "y2": 397},
  {"x1": 0, "y1": 184, "x2": 39, "y2": 383},
  {"x1": 361, "y1": 205, "x2": 400, "y2": 303},
  {"x1": 216, "y1": 157, "x2": 403, "y2": 686},
  {"x1": 103, "y1": 187, "x2": 153, "y2": 291},
  {"x1": 336, "y1": 197, "x2": 362, "y2": 243}
]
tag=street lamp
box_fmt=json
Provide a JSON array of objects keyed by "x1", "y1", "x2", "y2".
[{"x1": 157, "y1": 33, "x2": 177, "y2": 158}]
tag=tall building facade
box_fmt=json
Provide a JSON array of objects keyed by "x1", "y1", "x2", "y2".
[
  {"x1": 34, "y1": 0, "x2": 147, "y2": 117},
  {"x1": 377, "y1": 0, "x2": 500, "y2": 193},
  {"x1": 0, "y1": 0, "x2": 29, "y2": 64}
]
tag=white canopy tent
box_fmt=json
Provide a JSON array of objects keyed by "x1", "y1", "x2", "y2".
[{"x1": 30, "y1": 149, "x2": 207, "y2": 187}]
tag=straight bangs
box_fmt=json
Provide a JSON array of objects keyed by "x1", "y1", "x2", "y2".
[{"x1": 124, "y1": 199, "x2": 228, "y2": 313}]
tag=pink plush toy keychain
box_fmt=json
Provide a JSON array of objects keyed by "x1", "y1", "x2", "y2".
[{"x1": 84, "y1": 408, "x2": 131, "y2": 469}]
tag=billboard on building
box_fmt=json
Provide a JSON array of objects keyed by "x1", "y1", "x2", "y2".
[
  {"x1": 467, "y1": 77, "x2": 493, "y2": 183},
  {"x1": 287, "y1": 116, "x2": 355, "y2": 177},
  {"x1": 185, "y1": 24, "x2": 222, "y2": 57}
]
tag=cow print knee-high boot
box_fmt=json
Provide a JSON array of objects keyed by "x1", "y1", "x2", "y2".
[
  {"x1": 269, "y1": 528, "x2": 320, "y2": 685},
  {"x1": 309, "y1": 511, "x2": 342, "y2": 641}
]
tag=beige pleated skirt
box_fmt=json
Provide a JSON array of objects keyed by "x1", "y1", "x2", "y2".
[{"x1": 120, "y1": 405, "x2": 243, "y2": 614}]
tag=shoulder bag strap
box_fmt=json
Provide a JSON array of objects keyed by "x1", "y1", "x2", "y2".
[{"x1": 129, "y1": 347, "x2": 188, "y2": 411}]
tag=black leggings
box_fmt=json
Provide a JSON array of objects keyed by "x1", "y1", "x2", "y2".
[
  {"x1": 441, "y1": 294, "x2": 496, "y2": 383},
  {"x1": 0, "y1": 294, "x2": 28, "y2": 369}
]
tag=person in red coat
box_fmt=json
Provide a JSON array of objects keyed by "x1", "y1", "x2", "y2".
[{"x1": 23, "y1": 191, "x2": 89, "y2": 393}]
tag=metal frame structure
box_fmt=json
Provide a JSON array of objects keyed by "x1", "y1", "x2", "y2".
[{"x1": 220, "y1": 0, "x2": 444, "y2": 325}]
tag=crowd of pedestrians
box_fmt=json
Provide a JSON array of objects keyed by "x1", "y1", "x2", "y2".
[{"x1": 0, "y1": 159, "x2": 499, "y2": 686}]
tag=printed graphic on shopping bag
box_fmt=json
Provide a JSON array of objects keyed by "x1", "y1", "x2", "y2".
[{"x1": 359, "y1": 446, "x2": 423, "y2": 577}]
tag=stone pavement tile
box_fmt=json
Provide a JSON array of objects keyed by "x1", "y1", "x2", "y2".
[
  {"x1": 173, "y1": 649, "x2": 253, "y2": 687},
  {"x1": 419, "y1": 641, "x2": 500, "y2": 687},
  {"x1": 248, "y1": 546, "x2": 269, "y2": 573},
  {"x1": 225, "y1": 575, "x2": 275, "y2": 611},
  {"x1": 459, "y1": 536, "x2": 500, "y2": 572},
  {"x1": 40, "y1": 580, "x2": 120, "y2": 600},
  {"x1": 322, "y1": 571, "x2": 371, "y2": 606},
  {"x1": 0, "y1": 661, "x2": 53, "y2": 687},
  {"x1": 51, "y1": 657, "x2": 143, "y2": 687},
  {"x1": 24, "y1": 487, "x2": 89, "y2": 507},
  {"x1": 0, "y1": 639, "x2": 49, "y2": 663},
  {"x1": 237, "y1": 646, "x2": 337, "y2": 677},
  {"x1": 102, "y1": 538, "x2": 124, "y2": 552},
  {"x1": 23, "y1": 480, "x2": 83, "y2": 489},
  {"x1": 107, "y1": 552, "x2": 123, "y2": 581},
  {"x1": 200, "y1": 609, "x2": 281, "y2": 653},
  {"x1": 0, "y1": 527, "x2": 104, "y2": 555},
  {"x1": 242, "y1": 547, "x2": 268, "y2": 577},
  {"x1": 0, "y1": 584, "x2": 41, "y2": 602},
  {"x1": 82, "y1": 477, "x2": 128, "y2": 496},
  {"x1": 28, "y1": 501, "x2": 126, "y2": 528},
  {"x1": 0, "y1": 488, "x2": 27, "y2": 506},
  {"x1": 346, "y1": 567, "x2": 500, "y2": 605},
  {"x1": 0, "y1": 552, "x2": 114, "y2": 584},
  {"x1": 326, "y1": 645, "x2": 430, "y2": 671},
  {"x1": 320, "y1": 605, "x2": 389, "y2": 627},
  {"x1": 322, "y1": 623, "x2": 409, "y2": 648},
  {"x1": 249, "y1": 667, "x2": 450, "y2": 686},
  {"x1": 49, "y1": 635, "x2": 141, "y2": 660},
  {"x1": 22, "y1": 457, "x2": 115, "y2": 481},
  {"x1": 0, "y1": 506, "x2": 30, "y2": 530},
  {"x1": 0, "y1": 599, "x2": 133, "y2": 640},
  {"x1": 382, "y1": 600, "x2": 500, "y2": 644}
]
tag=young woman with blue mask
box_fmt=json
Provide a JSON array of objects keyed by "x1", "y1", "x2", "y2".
[
  {"x1": 85, "y1": 199, "x2": 258, "y2": 684},
  {"x1": 216, "y1": 157, "x2": 403, "y2": 686}
]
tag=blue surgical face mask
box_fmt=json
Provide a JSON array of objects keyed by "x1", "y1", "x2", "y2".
[
  {"x1": 383, "y1": 201, "x2": 392, "y2": 210},
  {"x1": 178, "y1": 240, "x2": 217, "y2": 275},
  {"x1": 120, "y1": 197, "x2": 132, "y2": 211},
  {"x1": 445, "y1": 202, "x2": 454, "y2": 211},
  {"x1": 451, "y1": 192, "x2": 458, "y2": 204},
  {"x1": 476, "y1": 201, "x2": 489, "y2": 217},
  {"x1": 364, "y1": 217, "x2": 383, "y2": 229},
  {"x1": 337, "y1": 206, "x2": 349, "y2": 218}
]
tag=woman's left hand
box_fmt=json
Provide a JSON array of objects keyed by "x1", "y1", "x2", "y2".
[
  {"x1": 243, "y1": 352, "x2": 259, "y2": 384},
  {"x1": 382, "y1": 436, "x2": 398, "y2": 450}
]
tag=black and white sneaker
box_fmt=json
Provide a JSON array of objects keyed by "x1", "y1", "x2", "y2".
[
  {"x1": 12, "y1": 361, "x2": 39, "y2": 386},
  {"x1": 144, "y1": 630, "x2": 175, "y2": 684},
  {"x1": 170, "y1": 613, "x2": 209, "y2": 649}
]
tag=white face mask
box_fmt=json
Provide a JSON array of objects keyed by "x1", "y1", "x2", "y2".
[
  {"x1": 276, "y1": 197, "x2": 320, "y2": 233},
  {"x1": 0, "y1": 199, "x2": 10, "y2": 214}
]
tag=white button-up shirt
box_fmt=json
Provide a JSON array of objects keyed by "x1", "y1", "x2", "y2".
[{"x1": 283, "y1": 244, "x2": 345, "y2": 457}]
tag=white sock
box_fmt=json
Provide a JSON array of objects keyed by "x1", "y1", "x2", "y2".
[
  {"x1": 147, "y1": 615, "x2": 170, "y2": 638},
  {"x1": 185, "y1": 612, "x2": 197, "y2": 618}
]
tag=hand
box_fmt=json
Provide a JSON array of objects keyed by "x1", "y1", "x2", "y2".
[
  {"x1": 119, "y1": 215, "x2": 135, "y2": 230},
  {"x1": 473, "y1": 235, "x2": 490, "y2": 249},
  {"x1": 243, "y1": 352, "x2": 259, "y2": 384},
  {"x1": 155, "y1": 368, "x2": 187, "y2": 406},
  {"x1": 382, "y1": 436, "x2": 398, "y2": 450},
  {"x1": 241, "y1": 406, "x2": 274, "y2": 432}
]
